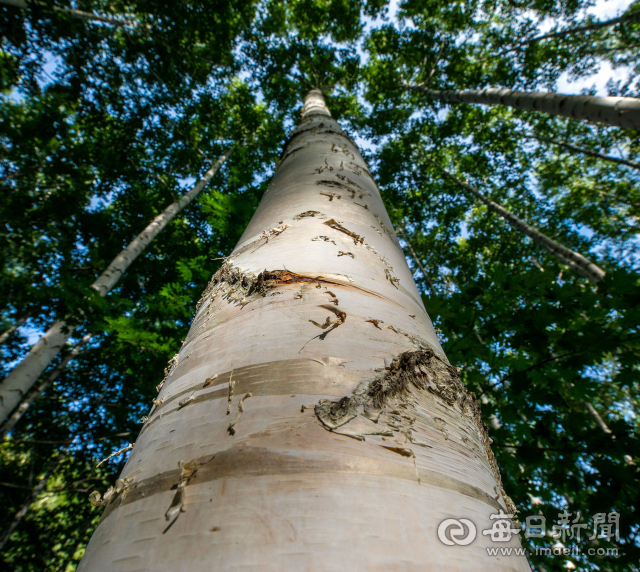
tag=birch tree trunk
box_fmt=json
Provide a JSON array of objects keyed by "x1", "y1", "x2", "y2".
[
  {"x1": 77, "y1": 90, "x2": 528, "y2": 571},
  {"x1": 493, "y1": 8, "x2": 640, "y2": 58},
  {"x1": 0, "y1": 450, "x2": 64, "y2": 550},
  {"x1": 425, "y1": 156, "x2": 606, "y2": 283},
  {"x1": 532, "y1": 135, "x2": 640, "y2": 171},
  {"x1": 0, "y1": 333, "x2": 91, "y2": 439},
  {"x1": 0, "y1": 0, "x2": 136, "y2": 27},
  {"x1": 0, "y1": 151, "x2": 231, "y2": 423},
  {"x1": 397, "y1": 226, "x2": 437, "y2": 296},
  {"x1": 521, "y1": 8, "x2": 640, "y2": 46},
  {"x1": 0, "y1": 310, "x2": 31, "y2": 345},
  {"x1": 403, "y1": 84, "x2": 640, "y2": 131}
]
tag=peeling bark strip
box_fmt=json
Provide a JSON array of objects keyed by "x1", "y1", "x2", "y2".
[
  {"x1": 426, "y1": 157, "x2": 605, "y2": 283},
  {"x1": 314, "y1": 349, "x2": 516, "y2": 514},
  {"x1": 194, "y1": 264, "x2": 333, "y2": 312},
  {"x1": 404, "y1": 84, "x2": 640, "y2": 131},
  {"x1": 0, "y1": 150, "x2": 231, "y2": 423},
  {"x1": 323, "y1": 219, "x2": 365, "y2": 244},
  {"x1": 79, "y1": 90, "x2": 528, "y2": 571},
  {"x1": 164, "y1": 460, "x2": 200, "y2": 524}
]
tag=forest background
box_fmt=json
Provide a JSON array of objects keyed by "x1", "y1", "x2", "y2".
[{"x1": 0, "y1": 0, "x2": 638, "y2": 570}]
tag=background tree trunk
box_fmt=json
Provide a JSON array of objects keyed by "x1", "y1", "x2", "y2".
[
  {"x1": 0, "y1": 0, "x2": 135, "y2": 27},
  {"x1": 77, "y1": 90, "x2": 528, "y2": 571},
  {"x1": 0, "y1": 450, "x2": 64, "y2": 550},
  {"x1": 532, "y1": 135, "x2": 640, "y2": 171},
  {"x1": 425, "y1": 156, "x2": 606, "y2": 283},
  {"x1": 397, "y1": 226, "x2": 437, "y2": 296},
  {"x1": 522, "y1": 8, "x2": 640, "y2": 45},
  {"x1": 493, "y1": 8, "x2": 640, "y2": 58},
  {"x1": 0, "y1": 333, "x2": 92, "y2": 439},
  {"x1": 0, "y1": 151, "x2": 232, "y2": 423},
  {"x1": 404, "y1": 85, "x2": 640, "y2": 130},
  {"x1": 0, "y1": 310, "x2": 31, "y2": 345}
]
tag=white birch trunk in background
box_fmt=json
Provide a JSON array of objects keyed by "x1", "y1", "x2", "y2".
[
  {"x1": 583, "y1": 400, "x2": 612, "y2": 434},
  {"x1": 0, "y1": 151, "x2": 231, "y2": 423},
  {"x1": 0, "y1": 450, "x2": 64, "y2": 550},
  {"x1": 520, "y1": 8, "x2": 640, "y2": 46},
  {"x1": 426, "y1": 156, "x2": 606, "y2": 284},
  {"x1": 78, "y1": 91, "x2": 528, "y2": 571},
  {"x1": 0, "y1": 333, "x2": 92, "y2": 439},
  {"x1": 404, "y1": 84, "x2": 640, "y2": 131},
  {"x1": 0, "y1": 310, "x2": 31, "y2": 345},
  {"x1": 0, "y1": 0, "x2": 136, "y2": 26},
  {"x1": 532, "y1": 135, "x2": 640, "y2": 171},
  {"x1": 491, "y1": 8, "x2": 640, "y2": 58}
]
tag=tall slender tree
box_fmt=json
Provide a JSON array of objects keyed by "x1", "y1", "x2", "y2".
[
  {"x1": 77, "y1": 89, "x2": 528, "y2": 571},
  {"x1": 0, "y1": 311, "x2": 30, "y2": 346},
  {"x1": 0, "y1": 0, "x2": 136, "y2": 26},
  {"x1": 424, "y1": 156, "x2": 606, "y2": 283},
  {"x1": 532, "y1": 135, "x2": 640, "y2": 171},
  {"x1": 0, "y1": 333, "x2": 92, "y2": 439},
  {"x1": 495, "y1": 6, "x2": 640, "y2": 56},
  {"x1": 403, "y1": 85, "x2": 640, "y2": 130},
  {"x1": 0, "y1": 150, "x2": 232, "y2": 422}
]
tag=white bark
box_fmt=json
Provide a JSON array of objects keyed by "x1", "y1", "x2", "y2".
[
  {"x1": 405, "y1": 85, "x2": 640, "y2": 131},
  {"x1": 583, "y1": 400, "x2": 612, "y2": 434},
  {"x1": 78, "y1": 90, "x2": 528, "y2": 571},
  {"x1": 91, "y1": 150, "x2": 232, "y2": 297},
  {"x1": 0, "y1": 333, "x2": 91, "y2": 439},
  {"x1": 532, "y1": 135, "x2": 640, "y2": 171},
  {"x1": 0, "y1": 151, "x2": 231, "y2": 423},
  {"x1": 0, "y1": 310, "x2": 31, "y2": 345},
  {"x1": 426, "y1": 157, "x2": 606, "y2": 284},
  {"x1": 397, "y1": 226, "x2": 437, "y2": 296},
  {"x1": 523, "y1": 8, "x2": 640, "y2": 45},
  {"x1": 581, "y1": 401, "x2": 634, "y2": 465},
  {"x1": 0, "y1": 0, "x2": 136, "y2": 27}
]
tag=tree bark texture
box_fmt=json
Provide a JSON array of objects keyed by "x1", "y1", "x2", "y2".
[
  {"x1": 78, "y1": 90, "x2": 528, "y2": 571},
  {"x1": 0, "y1": 0, "x2": 135, "y2": 26},
  {"x1": 0, "y1": 151, "x2": 231, "y2": 423},
  {"x1": 405, "y1": 85, "x2": 640, "y2": 131},
  {"x1": 533, "y1": 135, "x2": 640, "y2": 171},
  {"x1": 425, "y1": 156, "x2": 606, "y2": 284}
]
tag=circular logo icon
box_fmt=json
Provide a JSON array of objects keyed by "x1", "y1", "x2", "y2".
[{"x1": 437, "y1": 518, "x2": 477, "y2": 546}]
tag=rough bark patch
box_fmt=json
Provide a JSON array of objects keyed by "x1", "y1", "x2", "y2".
[
  {"x1": 314, "y1": 349, "x2": 517, "y2": 514},
  {"x1": 195, "y1": 264, "x2": 335, "y2": 312}
]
